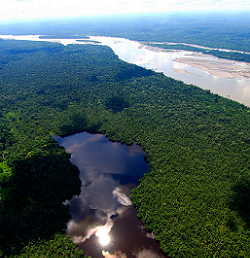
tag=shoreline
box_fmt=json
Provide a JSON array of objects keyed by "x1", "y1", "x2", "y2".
[{"x1": 142, "y1": 41, "x2": 250, "y2": 55}]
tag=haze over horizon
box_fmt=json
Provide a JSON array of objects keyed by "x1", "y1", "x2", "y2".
[{"x1": 0, "y1": 0, "x2": 250, "y2": 23}]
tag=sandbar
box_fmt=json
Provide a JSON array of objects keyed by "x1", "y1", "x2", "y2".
[
  {"x1": 172, "y1": 68, "x2": 199, "y2": 77},
  {"x1": 114, "y1": 41, "x2": 122, "y2": 45},
  {"x1": 174, "y1": 57, "x2": 250, "y2": 79},
  {"x1": 140, "y1": 45, "x2": 181, "y2": 53}
]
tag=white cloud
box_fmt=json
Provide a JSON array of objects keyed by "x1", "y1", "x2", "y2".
[{"x1": 0, "y1": 0, "x2": 249, "y2": 22}]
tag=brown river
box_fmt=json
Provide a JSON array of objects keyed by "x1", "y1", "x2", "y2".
[
  {"x1": 1, "y1": 34, "x2": 250, "y2": 106},
  {"x1": 2, "y1": 34, "x2": 250, "y2": 257}
]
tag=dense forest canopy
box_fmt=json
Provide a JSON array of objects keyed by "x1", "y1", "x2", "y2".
[{"x1": 0, "y1": 31, "x2": 250, "y2": 257}]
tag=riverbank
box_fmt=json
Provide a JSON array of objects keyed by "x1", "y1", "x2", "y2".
[
  {"x1": 2, "y1": 38, "x2": 250, "y2": 257},
  {"x1": 1, "y1": 35, "x2": 250, "y2": 106},
  {"x1": 141, "y1": 42, "x2": 250, "y2": 80}
]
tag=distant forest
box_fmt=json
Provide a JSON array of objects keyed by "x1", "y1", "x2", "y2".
[
  {"x1": 1, "y1": 11, "x2": 250, "y2": 52},
  {"x1": 1, "y1": 36, "x2": 250, "y2": 257}
]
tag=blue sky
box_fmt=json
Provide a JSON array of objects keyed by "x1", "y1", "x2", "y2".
[{"x1": 0, "y1": 0, "x2": 250, "y2": 22}]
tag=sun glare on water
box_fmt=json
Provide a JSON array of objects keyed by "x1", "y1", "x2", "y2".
[
  {"x1": 99, "y1": 233, "x2": 110, "y2": 246},
  {"x1": 95, "y1": 226, "x2": 111, "y2": 246}
]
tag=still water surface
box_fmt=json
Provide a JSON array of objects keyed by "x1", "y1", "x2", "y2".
[
  {"x1": 54, "y1": 132, "x2": 166, "y2": 258},
  {"x1": 2, "y1": 34, "x2": 250, "y2": 256}
]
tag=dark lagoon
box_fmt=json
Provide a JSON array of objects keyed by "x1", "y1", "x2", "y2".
[{"x1": 54, "y1": 132, "x2": 167, "y2": 258}]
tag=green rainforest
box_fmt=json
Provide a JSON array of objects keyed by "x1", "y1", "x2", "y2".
[{"x1": 1, "y1": 37, "x2": 250, "y2": 257}]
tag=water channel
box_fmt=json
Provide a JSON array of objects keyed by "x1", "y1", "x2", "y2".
[
  {"x1": 2, "y1": 34, "x2": 250, "y2": 256},
  {"x1": 54, "y1": 132, "x2": 166, "y2": 258},
  {"x1": 89, "y1": 36, "x2": 250, "y2": 107},
  {"x1": 1, "y1": 34, "x2": 250, "y2": 106}
]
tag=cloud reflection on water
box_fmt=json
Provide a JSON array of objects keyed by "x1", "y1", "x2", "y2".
[{"x1": 56, "y1": 132, "x2": 166, "y2": 257}]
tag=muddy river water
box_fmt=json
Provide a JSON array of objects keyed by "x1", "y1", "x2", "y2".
[
  {"x1": 90, "y1": 36, "x2": 250, "y2": 107},
  {"x1": 2, "y1": 34, "x2": 250, "y2": 257},
  {"x1": 1, "y1": 34, "x2": 250, "y2": 106}
]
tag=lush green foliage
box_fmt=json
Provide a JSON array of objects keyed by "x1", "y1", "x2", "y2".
[
  {"x1": 1, "y1": 39, "x2": 250, "y2": 257},
  {"x1": 0, "y1": 142, "x2": 82, "y2": 256},
  {"x1": 10, "y1": 234, "x2": 89, "y2": 258},
  {"x1": 0, "y1": 40, "x2": 86, "y2": 256}
]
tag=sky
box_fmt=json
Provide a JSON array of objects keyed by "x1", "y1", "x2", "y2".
[{"x1": 0, "y1": 0, "x2": 250, "y2": 22}]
